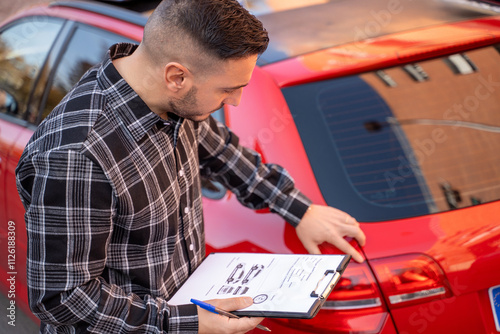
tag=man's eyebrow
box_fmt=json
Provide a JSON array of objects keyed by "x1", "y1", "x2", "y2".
[{"x1": 223, "y1": 83, "x2": 249, "y2": 90}]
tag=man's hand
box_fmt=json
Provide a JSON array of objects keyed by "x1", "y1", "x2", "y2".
[
  {"x1": 197, "y1": 297, "x2": 264, "y2": 334},
  {"x1": 295, "y1": 204, "x2": 366, "y2": 262}
]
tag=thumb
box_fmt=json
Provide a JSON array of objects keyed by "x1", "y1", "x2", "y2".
[{"x1": 209, "y1": 297, "x2": 254, "y2": 311}]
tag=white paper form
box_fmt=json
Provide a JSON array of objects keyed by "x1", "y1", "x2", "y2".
[{"x1": 168, "y1": 253, "x2": 347, "y2": 315}]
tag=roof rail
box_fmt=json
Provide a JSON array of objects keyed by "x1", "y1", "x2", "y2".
[{"x1": 49, "y1": 0, "x2": 148, "y2": 27}]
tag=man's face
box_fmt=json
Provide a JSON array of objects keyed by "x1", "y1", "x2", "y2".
[{"x1": 170, "y1": 54, "x2": 258, "y2": 122}]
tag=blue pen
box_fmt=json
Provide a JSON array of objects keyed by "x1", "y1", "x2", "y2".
[{"x1": 190, "y1": 298, "x2": 271, "y2": 332}]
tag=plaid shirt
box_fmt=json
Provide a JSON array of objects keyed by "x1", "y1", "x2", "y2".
[{"x1": 16, "y1": 43, "x2": 312, "y2": 333}]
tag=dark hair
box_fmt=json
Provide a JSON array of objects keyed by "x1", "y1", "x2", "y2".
[{"x1": 146, "y1": 0, "x2": 269, "y2": 60}]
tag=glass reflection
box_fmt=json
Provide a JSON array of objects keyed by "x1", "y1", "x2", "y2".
[{"x1": 0, "y1": 19, "x2": 62, "y2": 121}]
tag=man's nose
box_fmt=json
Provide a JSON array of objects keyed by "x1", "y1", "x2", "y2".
[{"x1": 224, "y1": 88, "x2": 244, "y2": 107}]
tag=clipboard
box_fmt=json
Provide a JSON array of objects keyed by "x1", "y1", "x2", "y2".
[{"x1": 168, "y1": 252, "x2": 351, "y2": 319}]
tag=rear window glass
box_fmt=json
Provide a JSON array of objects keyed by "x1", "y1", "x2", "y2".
[{"x1": 282, "y1": 45, "x2": 500, "y2": 222}]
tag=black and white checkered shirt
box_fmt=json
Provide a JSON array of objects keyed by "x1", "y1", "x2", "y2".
[{"x1": 16, "y1": 43, "x2": 311, "y2": 333}]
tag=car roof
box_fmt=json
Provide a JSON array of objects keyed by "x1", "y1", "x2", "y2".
[{"x1": 255, "y1": 0, "x2": 495, "y2": 64}]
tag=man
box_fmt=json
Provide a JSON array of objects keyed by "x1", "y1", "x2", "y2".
[{"x1": 16, "y1": 0, "x2": 366, "y2": 333}]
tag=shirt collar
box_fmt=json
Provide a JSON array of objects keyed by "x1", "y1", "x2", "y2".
[{"x1": 97, "y1": 43, "x2": 169, "y2": 142}]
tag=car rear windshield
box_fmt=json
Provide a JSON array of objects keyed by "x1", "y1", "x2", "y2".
[{"x1": 282, "y1": 45, "x2": 500, "y2": 222}]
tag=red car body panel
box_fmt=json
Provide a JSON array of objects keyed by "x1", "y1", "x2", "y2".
[
  {"x1": 0, "y1": 120, "x2": 33, "y2": 320},
  {"x1": 1, "y1": 2, "x2": 500, "y2": 332},
  {"x1": 361, "y1": 202, "x2": 500, "y2": 333}
]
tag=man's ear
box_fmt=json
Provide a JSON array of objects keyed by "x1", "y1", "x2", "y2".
[{"x1": 164, "y1": 62, "x2": 190, "y2": 92}]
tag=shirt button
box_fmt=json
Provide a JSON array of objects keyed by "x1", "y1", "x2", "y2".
[
  {"x1": 189, "y1": 244, "x2": 194, "y2": 251},
  {"x1": 179, "y1": 169, "x2": 184, "y2": 177},
  {"x1": 184, "y1": 207, "x2": 190, "y2": 214}
]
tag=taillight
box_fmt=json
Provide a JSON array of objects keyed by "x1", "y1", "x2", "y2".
[
  {"x1": 270, "y1": 261, "x2": 389, "y2": 334},
  {"x1": 324, "y1": 262, "x2": 382, "y2": 310},
  {"x1": 370, "y1": 254, "x2": 453, "y2": 308}
]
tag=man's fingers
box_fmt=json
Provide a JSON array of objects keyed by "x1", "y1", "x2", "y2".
[
  {"x1": 331, "y1": 236, "x2": 364, "y2": 263},
  {"x1": 305, "y1": 244, "x2": 321, "y2": 254},
  {"x1": 303, "y1": 240, "x2": 322, "y2": 255},
  {"x1": 199, "y1": 297, "x2": 264, "y2": 334},
  {"x1": 209, "y1": 296, "x2": 254, "y2": 311},
  {"x1": 227, "y1": 315, "x2": 264, "y2": 330},
  {"x1": 348, "y1": 217, "x2": 360, "y2": 227},
  {"x1": 354, "y1": 228, "x2": 366, "y2": 247},
  {"x1": 341, "y1": 223, "x2": 367, "y2": 247},
  {"x1": 296, "y1": 205, "x2": 366, "y2": 262}
]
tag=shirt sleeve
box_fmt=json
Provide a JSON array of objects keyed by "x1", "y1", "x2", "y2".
[
  {"x1": 16, "y1": 149, "x2": 198, "y2": 333},
  {"x1": 198, "y1": 116, "x2": 312, "y2": 227}
]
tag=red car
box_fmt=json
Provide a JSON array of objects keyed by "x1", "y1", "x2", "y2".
[{"x1": 1, "y1": 0, "x2": 500, "y2": 333}]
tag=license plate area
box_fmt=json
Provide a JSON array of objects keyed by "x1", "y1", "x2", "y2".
[{"x1": 489, "y1": 285, "x2": 500, "y2": 332}]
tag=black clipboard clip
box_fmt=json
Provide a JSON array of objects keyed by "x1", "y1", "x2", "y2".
[{"x1": 310, "y1": 270, "x2": 341, "y2": 299}]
